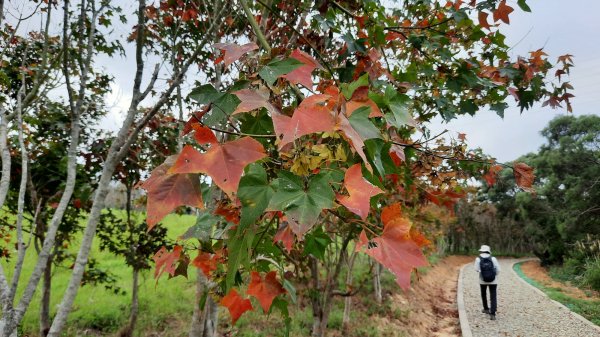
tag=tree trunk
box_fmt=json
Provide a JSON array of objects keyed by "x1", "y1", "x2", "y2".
[
  {"x1": 118, "y1": 267, "x2": 139, "y2": 337},
  {"x1": 202, "y1": 297, "x2": 218, "y2": 337},
  {"x1": 373, "y1": 262, "x2": 382, "y2": 304},
  {"x1": 189, "y1": 269, "x2": 206, "y2": 337},
  {"x1": 342, "y1": 251, "x2": 357, "y2": 333},
  {"x1": 39, "y1": 256, "x2": 53, "y2": 336}
]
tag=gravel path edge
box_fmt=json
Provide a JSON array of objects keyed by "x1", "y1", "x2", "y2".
[
  {"x1": 511, "y1": 258, "x2": 600, "y2": 334},
  {"x1": 457, "y1": 262, "x2": 473, "y2": 337}
]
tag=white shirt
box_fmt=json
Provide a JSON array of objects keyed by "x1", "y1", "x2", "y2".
[{"x1": 474, "y1": 253, "x2": 501, "y2": 285}]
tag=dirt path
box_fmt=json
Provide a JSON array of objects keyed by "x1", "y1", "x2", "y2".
[
  {"x1": 461, "y1": 258, "x2": 600, "y2": 337},
  {"x1": 387, "y1": 255, "x2": 472, "y2": 336}
]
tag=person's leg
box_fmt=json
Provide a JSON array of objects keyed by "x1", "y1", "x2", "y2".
[
  {"x1": 480, "y1": 284, "x2": 489, "y2": 312},
  {"x1": 490, "y1": 285, "x2": 497, "y2": 315}
]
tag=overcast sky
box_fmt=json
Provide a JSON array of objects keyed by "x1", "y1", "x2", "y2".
[
  {"x1": 21, "y1": 0, "x2": 597, "y2": 163},
  {"x1": 427, "y1": 0, "x2": 600, "y2": 162}
]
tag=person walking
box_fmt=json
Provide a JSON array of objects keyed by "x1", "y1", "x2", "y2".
[{"x1": 474, "y1": 244, "x2": 501, "y2": 320}]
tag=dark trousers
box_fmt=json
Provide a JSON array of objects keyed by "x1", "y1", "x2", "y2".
[{"x1": 480, "y1": 284, "x2": 497, "y2": 314}]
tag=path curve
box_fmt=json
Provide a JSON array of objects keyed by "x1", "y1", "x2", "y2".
[{"x1": 458, "y1": 258, "x2": 600, "y2": 337}]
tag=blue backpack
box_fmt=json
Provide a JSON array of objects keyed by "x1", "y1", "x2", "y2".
[{"x1": 480, "y1": 257, "x2": 496, "y2": 282}]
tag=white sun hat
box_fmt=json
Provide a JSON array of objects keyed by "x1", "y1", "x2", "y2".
[{"x1": 479, "y1": 245, "x2": 491, "y2": 253}]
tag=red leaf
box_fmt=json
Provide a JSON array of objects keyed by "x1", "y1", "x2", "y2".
[
  {"x1": 192, "y1": 250, "x2": 223, "y2": 277},
  {"x1": 140, "y1": 157, "x2": 204, "y2": 230},
  {"x1": 214, "y1": 200, "x2": 241, "y2": 224},
  {"x1": 478, "y1": 11, "x2": 491, "y2": 30},
  {"x1": 273, "y1": 223, "x2": 295, "y2": 253},
  {"x1": 274, "y1": 94, "x2": 336, "y2": 149},
  {"x1": 247, "y1": 271, "x2": 286, "y2": 313},
  {"x1": 345, "y1": 87, "x2": 383, "y2": 118},
  {"x1": 356, "y1": 203, "x2": 428, "y2": 290},
  {"x1": 220, "y1": 289, "x2": 253, "y2": 324},
  {"x1": 282, "y1": 49, "x2": 321, "y2": 90},
  {"x1": 212, "y1": 42, "x2": 258, "y2": 67},
  {"x1": 513, "y1": 162, "x2": 535, "y2": 191},
  {"x1": 153, "y1": 245, "x2": 182, "y2": 280},
  {"x1": 192, "y1": 124, "x2": 218, "y2": 145},
  {"x1": 335, "y1": 112, "x2": 372, "y2": 172},
  {"x1": 169, "y1": 137, "x2": 267, "y2": 198},
  {"x1": 337, "y1": 164, "x2": 383, "y2": 219},
  {"x1": 232, "y1": 87, "x2": 278, "y2": 115},
  {"x1": 493, "y1": 0, "x2": 514, "y2": 24},
  {"x1": 389, "y1": 144, "x2": 405, "y2": 166},
  {"x1": 483, "y1": 164, "x2": 503, "y2": 187}
]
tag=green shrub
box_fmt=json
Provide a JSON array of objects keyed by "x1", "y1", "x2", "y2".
[{"x1": 582, "y1": 258, "x2": 600, "y2": 292}]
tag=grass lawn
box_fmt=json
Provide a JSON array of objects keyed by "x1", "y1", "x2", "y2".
[{"x1": 2, "y1": 211, "x2": 198, "y2": 336}]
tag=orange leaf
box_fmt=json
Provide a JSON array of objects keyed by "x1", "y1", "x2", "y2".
[
  {"x1": 282, "y1": 49, "x2": 321, "y2": 90},
  {"x1": 140, "y1": 157, "x2": 204, "y2": 230},
  {"x1": 337, "y1": 164, "x2": 383, "y2": 219},
  {"x1": 493, "y1": 0, "x2": 513, "y2": 24},
  {"x1": 356, "y1": 203, "x2": 428, "y2": 290},
  {"x1": 212, "y1": 42, "x2": 258, "y2": 67},
  {"x1": 513, "y1": 162, "x2": 534, "y2": 191},
  {"x1": 273, "y1": 223, "x2": 295, "y2": 253},
  {"x1": 232, "y1": 88, "x2": 278, "y2": 115},
  {"x1": 247, "y1": 271, "x2": 286, "y2": 313},
  {"x1": 214, "y1": 201, "x2": 241, "y2": 224},
  {"x1": 153, "y1": 245, "x2": 182, "y2": 280},
  {"x1": 220, "y1": 289, "x2": 253, "y2": 324},
  {"x1": 389, "y1": 144, "x2": 405, "y2": 166},
  {"x1": 169, "y1": 137, "x2": 267, "y2": 198}
]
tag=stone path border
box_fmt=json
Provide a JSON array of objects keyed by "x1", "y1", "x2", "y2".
[{"x1": 457, "y1": 257, "x2": 600, "y2": 337}]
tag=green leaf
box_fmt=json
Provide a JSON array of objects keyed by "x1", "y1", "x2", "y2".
[
  {"x1": 225, "y1": 225, "x2": 255, "y2": 291},
  {"x1": 364, "y1": 139, "x2": 396, "y2": 179},
  {"x1": 348, "y1": 106, "x2": 382, "y2": 140},
  {"x1": 238, "y1": 109, "x2": 275, "y2": 147},
  {"x1": 282, "y1": 279, "x2": 297, "y2": 304},
  {"x1": 189, "y1": 84, "x2": 222, "y2": 104},
  {"x1": 517, "y1": 0, "x2": 531, "y2": 12},
  {"x1": 258, "y1": 58, "x2": 304, "y2": 85},
  {"x1": 270, "y1": 297, "x2": 291, "y2": 337},
  {"x1": 238, "y1": 164, "x2": 274, "y2": 227},
  {"x1": 303, "y1": 227, "x2": 332, "y2": 259},
  {"x1": 384, "y1": 86, "x2": 414, "y2": 128},
  {"x1": 268, "y1": 172, "x2": 334, "y2": 236},
  {"x1": 189, "y1": 84, "x2": 240, "y2": 127},
  {"x1": 180, "y1": 212, "x2": 219, "y2": 242},
  {"x1": 340, "y1": 73, "x2": 369, "y2": 99}
]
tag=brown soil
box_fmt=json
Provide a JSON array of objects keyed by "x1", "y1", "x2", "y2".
[
  {"x1": 375, "y1": 255, "x2": 472, "y2": 337},
  {"x1": 520, "y1": 260, "x2": 599, "y2": 300}
]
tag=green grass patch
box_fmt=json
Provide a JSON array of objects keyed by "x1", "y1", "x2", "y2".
[{"x1": 514, "y1": 262, "x2": 600, "y2": 326}]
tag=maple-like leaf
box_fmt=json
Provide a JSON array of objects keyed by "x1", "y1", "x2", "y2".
[
  {"x1": 213, "y1": 42, "x2": 258, "y2": 67},
  {"x1": 356, "y1": 204, "x2": 428, "y2": 290},
  {"x1": 191, "y1": 123, "x2": 218, "y2": 145},
  {"x1": 274, "y1": 94, "x2": 336, "y2": 149},
  {"x1": 169, "y1": 137, "x2": 267, "y2": 198},
  {"x1": 282, "y1": 49, "x2": 321, "y2": 90},
  {"x1": 192, "y1": 251, "x2": 219, "y2": 277},
  {"x1": 389, "y1": 144, "x2": 405, "y2": 166},
  {"x1": 153, "y1": 245, "x2": 182, "y2": 280},
  {"x1": 335, "y1": 112, "x2": 372, "y2": 172},
  {"x1": 247, "y1": 271, "x2": 286, "y2": 313},
  {"x1": 140, "y1": 156, "x2": 204, "y2": 230},
  {"x1": 273, "y1": 223, "x2": 294, "y2": 253},
  {"x1": 478, "y1": 11, "x2": 491, "y2": 30},
  {"x1": 483, "y1": 164, "x2": 504, "y2": 187},
  {"x1": 232, "y1": 88, "x2": 278, "y2": 115},
  {"x1": 220, "y1": 289, "x2": 253, "y2": 324},
  {"x1": 345, "y1": 86, "x2": 383, "y2": 118},
  {"x1": 337, "y1": 164, "x2": 383, "y2": 219},
  {"x1": 493, "y1": 0, "x2": 514, "y2": 24},
  {"x1": 513, "y1": 162, "x2": 535, "y2": 191}
]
